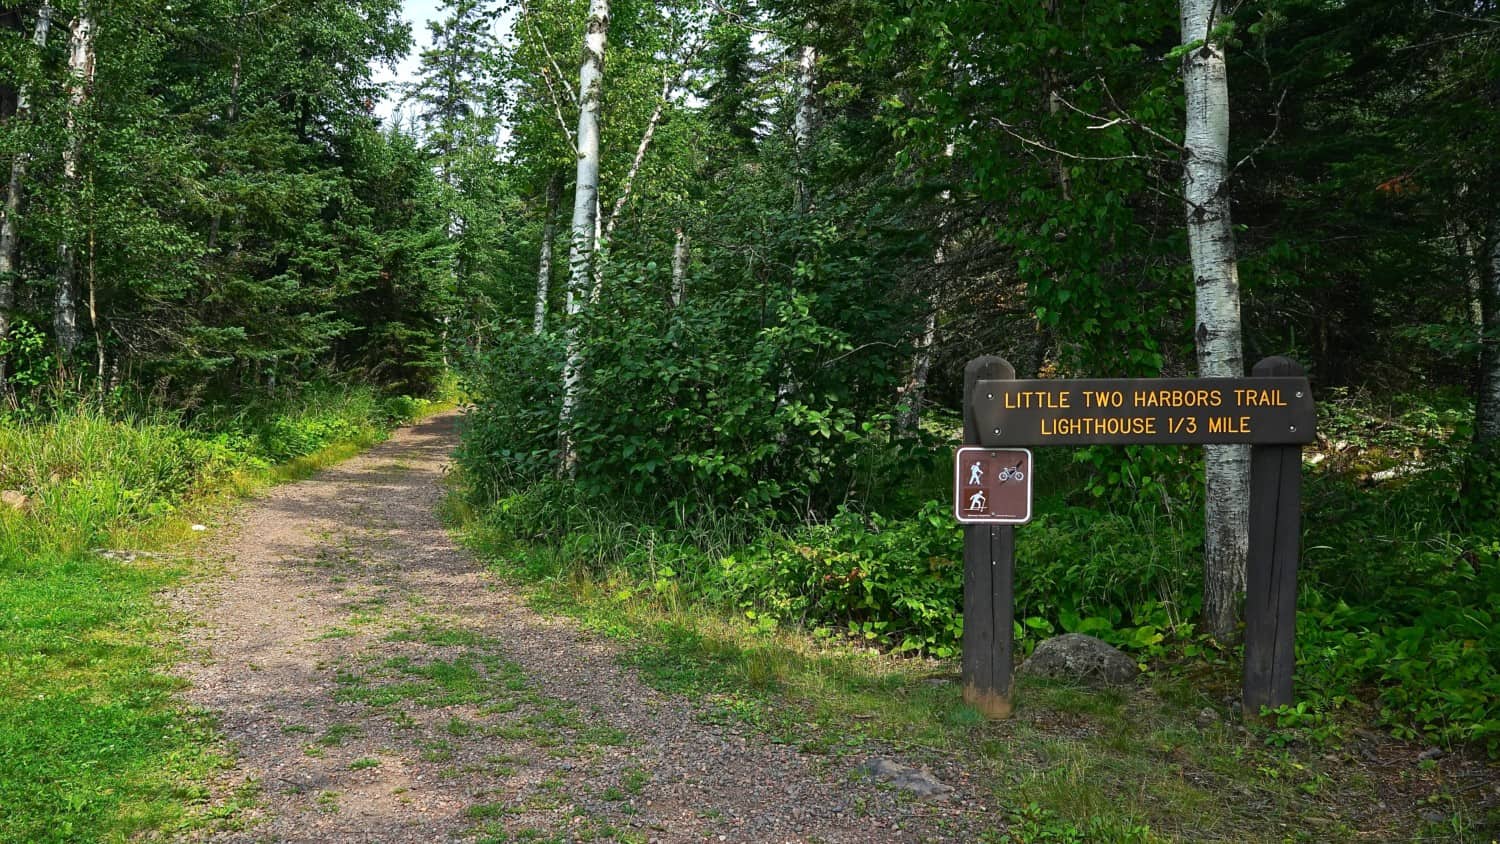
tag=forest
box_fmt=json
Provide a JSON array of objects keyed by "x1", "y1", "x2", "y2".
[{"x1": 1, "y1": 0, "x2": 1498, "y2": 839}]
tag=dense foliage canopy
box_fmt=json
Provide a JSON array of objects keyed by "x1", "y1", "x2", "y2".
[{"x1": 2, "y1": 0, "x2": 1497, "y2": 753}]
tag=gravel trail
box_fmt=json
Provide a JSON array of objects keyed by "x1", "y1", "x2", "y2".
[{"x1": 175, "y1": 412, "x2": 992, "y2": 843}]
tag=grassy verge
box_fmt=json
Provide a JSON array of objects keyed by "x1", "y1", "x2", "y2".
[
  {"x1": 0, "y1": 387, "x2": 446, "y2": 843},
  {"x1": 455, "y1": 495, "x2": 1500, "y2": 843}
]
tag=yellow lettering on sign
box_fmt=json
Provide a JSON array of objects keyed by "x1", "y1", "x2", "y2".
[
  {"x1": 1132, "y1": 389, "x2": 1223, "y2": 409},
  {"x1": 1084, "y1": 390, "x2": 1124, "y2": 408},
  {"x1": 1005, "y1": 390, "x2": 1071, "y2": 410},
  {"x1": 1207, "y1": 416, "x2": 1253, "y2": 434},
  {"x1": 1040, "y1": 416, "x2": 1159, "y2": 437},
  {"x1": 1234, "y1": 388, "x2": 1289, "y2": 407}
]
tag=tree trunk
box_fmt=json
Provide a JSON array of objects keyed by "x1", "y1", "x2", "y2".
[
  {"x1": 533, "y1": 172, "x2": 561, "y2": 335},
  {"x1": 897, "y1": 293, "x2": 940, "y2": 435},
  {"x1": 897, "y1": 142, "x2": 956, "y2": 436},
  {"x1": 559, "y1": 0, "x2": 608, "y2": 474},
  {"x1": 671, "y1": 226, "x2": 688, "y2": 307},
  {"x1": 1181, "y1": 0, "x2": 1248, "y2": 640},
  {"x1": 207, "y1": 34, "x2": 244, "y2": 254},
  {"x1": 0, "y1": 2, "x2": 52, "y2": 387},
  {"x1": 1478, "y1": 223, "x2": 1500, "y2": 443},
  {"x1": 775, "y1": 38, "x2": 818, "y2": 417},
  {"x1": 55, "y1": 9, "x2": 96, "y2": 361},
  {"x1": 792, "y1": 42, "x2": 817, "y2": 214}
]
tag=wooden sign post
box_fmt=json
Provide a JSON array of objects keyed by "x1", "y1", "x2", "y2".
[
  {"x1": 1241, "y1": 357, "x2": 1306, "y2": 714},
  {"x1": 961, "y1": 356, "x2": 1018, "y2": 719},
  {"x1": 959, "y1": 355, "x2": 1314, "y2": 718}
]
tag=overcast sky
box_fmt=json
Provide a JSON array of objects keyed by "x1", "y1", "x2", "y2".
[
  {"x1": 373, "y1": 0, "x2": 521, "y2": 131},
  {"x1": 371, "y1": 0, "x2": 444, "y2": 124}
]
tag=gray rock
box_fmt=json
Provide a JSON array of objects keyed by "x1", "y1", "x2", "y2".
[
  {"x1": 856, "y1": 758, "x2": 953, "y2": 798},
  {"x1": 1018, "y1": 633, "x2": 1140, "y2": 687},
  {"x1": 94, "y1": 549, "x2": 161, "y2": 564}
]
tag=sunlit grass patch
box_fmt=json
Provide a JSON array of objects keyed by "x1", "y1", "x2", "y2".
[
  {"x1": 460, "y1": 510, "x2": 1487, "y2": 843},
  {"x1": 0, "y1": 387, "x2": 436, "y2": 841}
]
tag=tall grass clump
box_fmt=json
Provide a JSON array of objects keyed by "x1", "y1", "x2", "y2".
[{"x1": 0, "y1": 383, "x2": 436, "y2": 842}]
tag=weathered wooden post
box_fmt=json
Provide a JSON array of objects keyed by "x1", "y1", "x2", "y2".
[
  {"x1": 961, "y1": 356, "x2": 1016, "y2": 718},
  {"x1": 1242, "y1": 356, "x2": 1306, "y2": 714},
  {"x1": 959, "y1": 356, "x2": 1314, "y2": 718}
]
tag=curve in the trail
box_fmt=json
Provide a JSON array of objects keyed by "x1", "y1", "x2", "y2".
[{"x1": 176, "y1": 412, "x2": 988, "y2": 843}]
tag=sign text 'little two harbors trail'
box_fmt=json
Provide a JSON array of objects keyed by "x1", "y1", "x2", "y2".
[{"x1": 971, "y1": 377, "x2": 1316, "y2": 446}]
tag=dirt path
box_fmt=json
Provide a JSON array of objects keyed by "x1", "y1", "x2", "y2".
[{"x1": 175, "y1": 413, "x2": 991, "y2": 843}]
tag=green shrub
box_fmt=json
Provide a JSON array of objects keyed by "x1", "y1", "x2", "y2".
[{"x1": 717, "y1": 502, "x2": 966, "y2": 654}]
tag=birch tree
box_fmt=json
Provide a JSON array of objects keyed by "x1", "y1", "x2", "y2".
[
  {"x1": 1479, "y1": 224, "x2": 1500, "y2": 443},
  {"x1": 54, "y1": 7, "x2": 96, "y2": 360},
  {"x1": 559, "y1": 0, "x2": 608, "y2": 473},
  {"x1": 533, "y1": 172, "x2": 562, "y2": 334},
  {"x1": 1180, "y1": 0, "x2": 1248, "y2": 639},
  {"x1": 896, "y1": 142, "x2": 955, "y2": 436},
  {"x1": 1, "y1": 2, "x2": 53, "y2": 385},
  {"x1": 792, "y1": 42, "x2": 817, "y2": 214},
  {"x1": 670, "y1": 226, "x2": 688, "y2": 307}
]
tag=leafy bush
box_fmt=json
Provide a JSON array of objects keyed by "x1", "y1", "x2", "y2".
[
  {"x1": 717, "y1": 502, "x2": 966, "y2": 654},
  {"x1": 0, "y1": 385, "x2": 405, "y2": 555}
]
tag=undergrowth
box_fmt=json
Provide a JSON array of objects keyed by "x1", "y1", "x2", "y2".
[
  {"x1": 0, "y1": 385, "x2": 440, "y2": 843},
  {"x1": 457, "y1": 389, "x2": 1500, "y2": 758}
]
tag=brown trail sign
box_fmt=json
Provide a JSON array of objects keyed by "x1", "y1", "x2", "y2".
[
  {"x1": 971, "y1": 376, "x2": 1315, "y2": 446},
  {"x1": 959, "y1": 355, "x2": 1314, "y2": 720}
]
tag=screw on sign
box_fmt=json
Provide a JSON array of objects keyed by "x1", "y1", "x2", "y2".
[{"x1": 953, "y1": 447, "x2": 1033, "y2": 524}]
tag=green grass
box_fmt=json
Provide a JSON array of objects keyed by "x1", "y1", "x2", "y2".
[
  {"x1": 0, "y1": 386, "x2": 444, "y2": 843},
  {"x1": 459, "y1": 518, "x2": 1500, "y2": 842}
]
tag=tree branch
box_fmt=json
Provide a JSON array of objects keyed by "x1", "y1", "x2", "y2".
[
  {"x1": 989, "y1": 117, "x2": 1172, "y2": 165},
  {"x1": 1232, "y1": 88, "x2": 1287, "y2": 172}
]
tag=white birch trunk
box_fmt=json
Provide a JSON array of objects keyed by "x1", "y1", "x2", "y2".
[
  {"x1": 559, "y1": 0, "x2": 608, "y2": 474},
  {"x1": 603, "y1": 75, "x2": 671, "y2": 240},
  {"x1": 54, "y1": 9, "x2": 95, "y2": 359},
  {"x1": 1478, "y1": 223, "x2": 1500, "y2": 442},
  {"x1": 590, "y1": 194, "x2": 601, "y2": 295},
  {"x1": 1181, "y1": 0, "x2": 1248, "y2": 640},
  {"x1": 897, "y1": 142, "x2": 956, "y2": 436},
  {"x1": 533, "y1": 173, "x2": 561, "y2": 335},
  {"x1": 792, "y1": 43, "x2": 817, "y2": 213},
  {"x1": 671, "y1": 227, "x2": 688, "y2": 307},
  {"x1": 0, "y1": 2, "x2": 52, "y2": 385},
  {"x1": 774, "y1": 40, "x2": 819, "y2": 418}
]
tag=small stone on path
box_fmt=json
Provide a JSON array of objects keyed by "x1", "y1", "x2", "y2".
[{"x1": 857, "y1": 758, "x2": 953, "y2": 798}]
